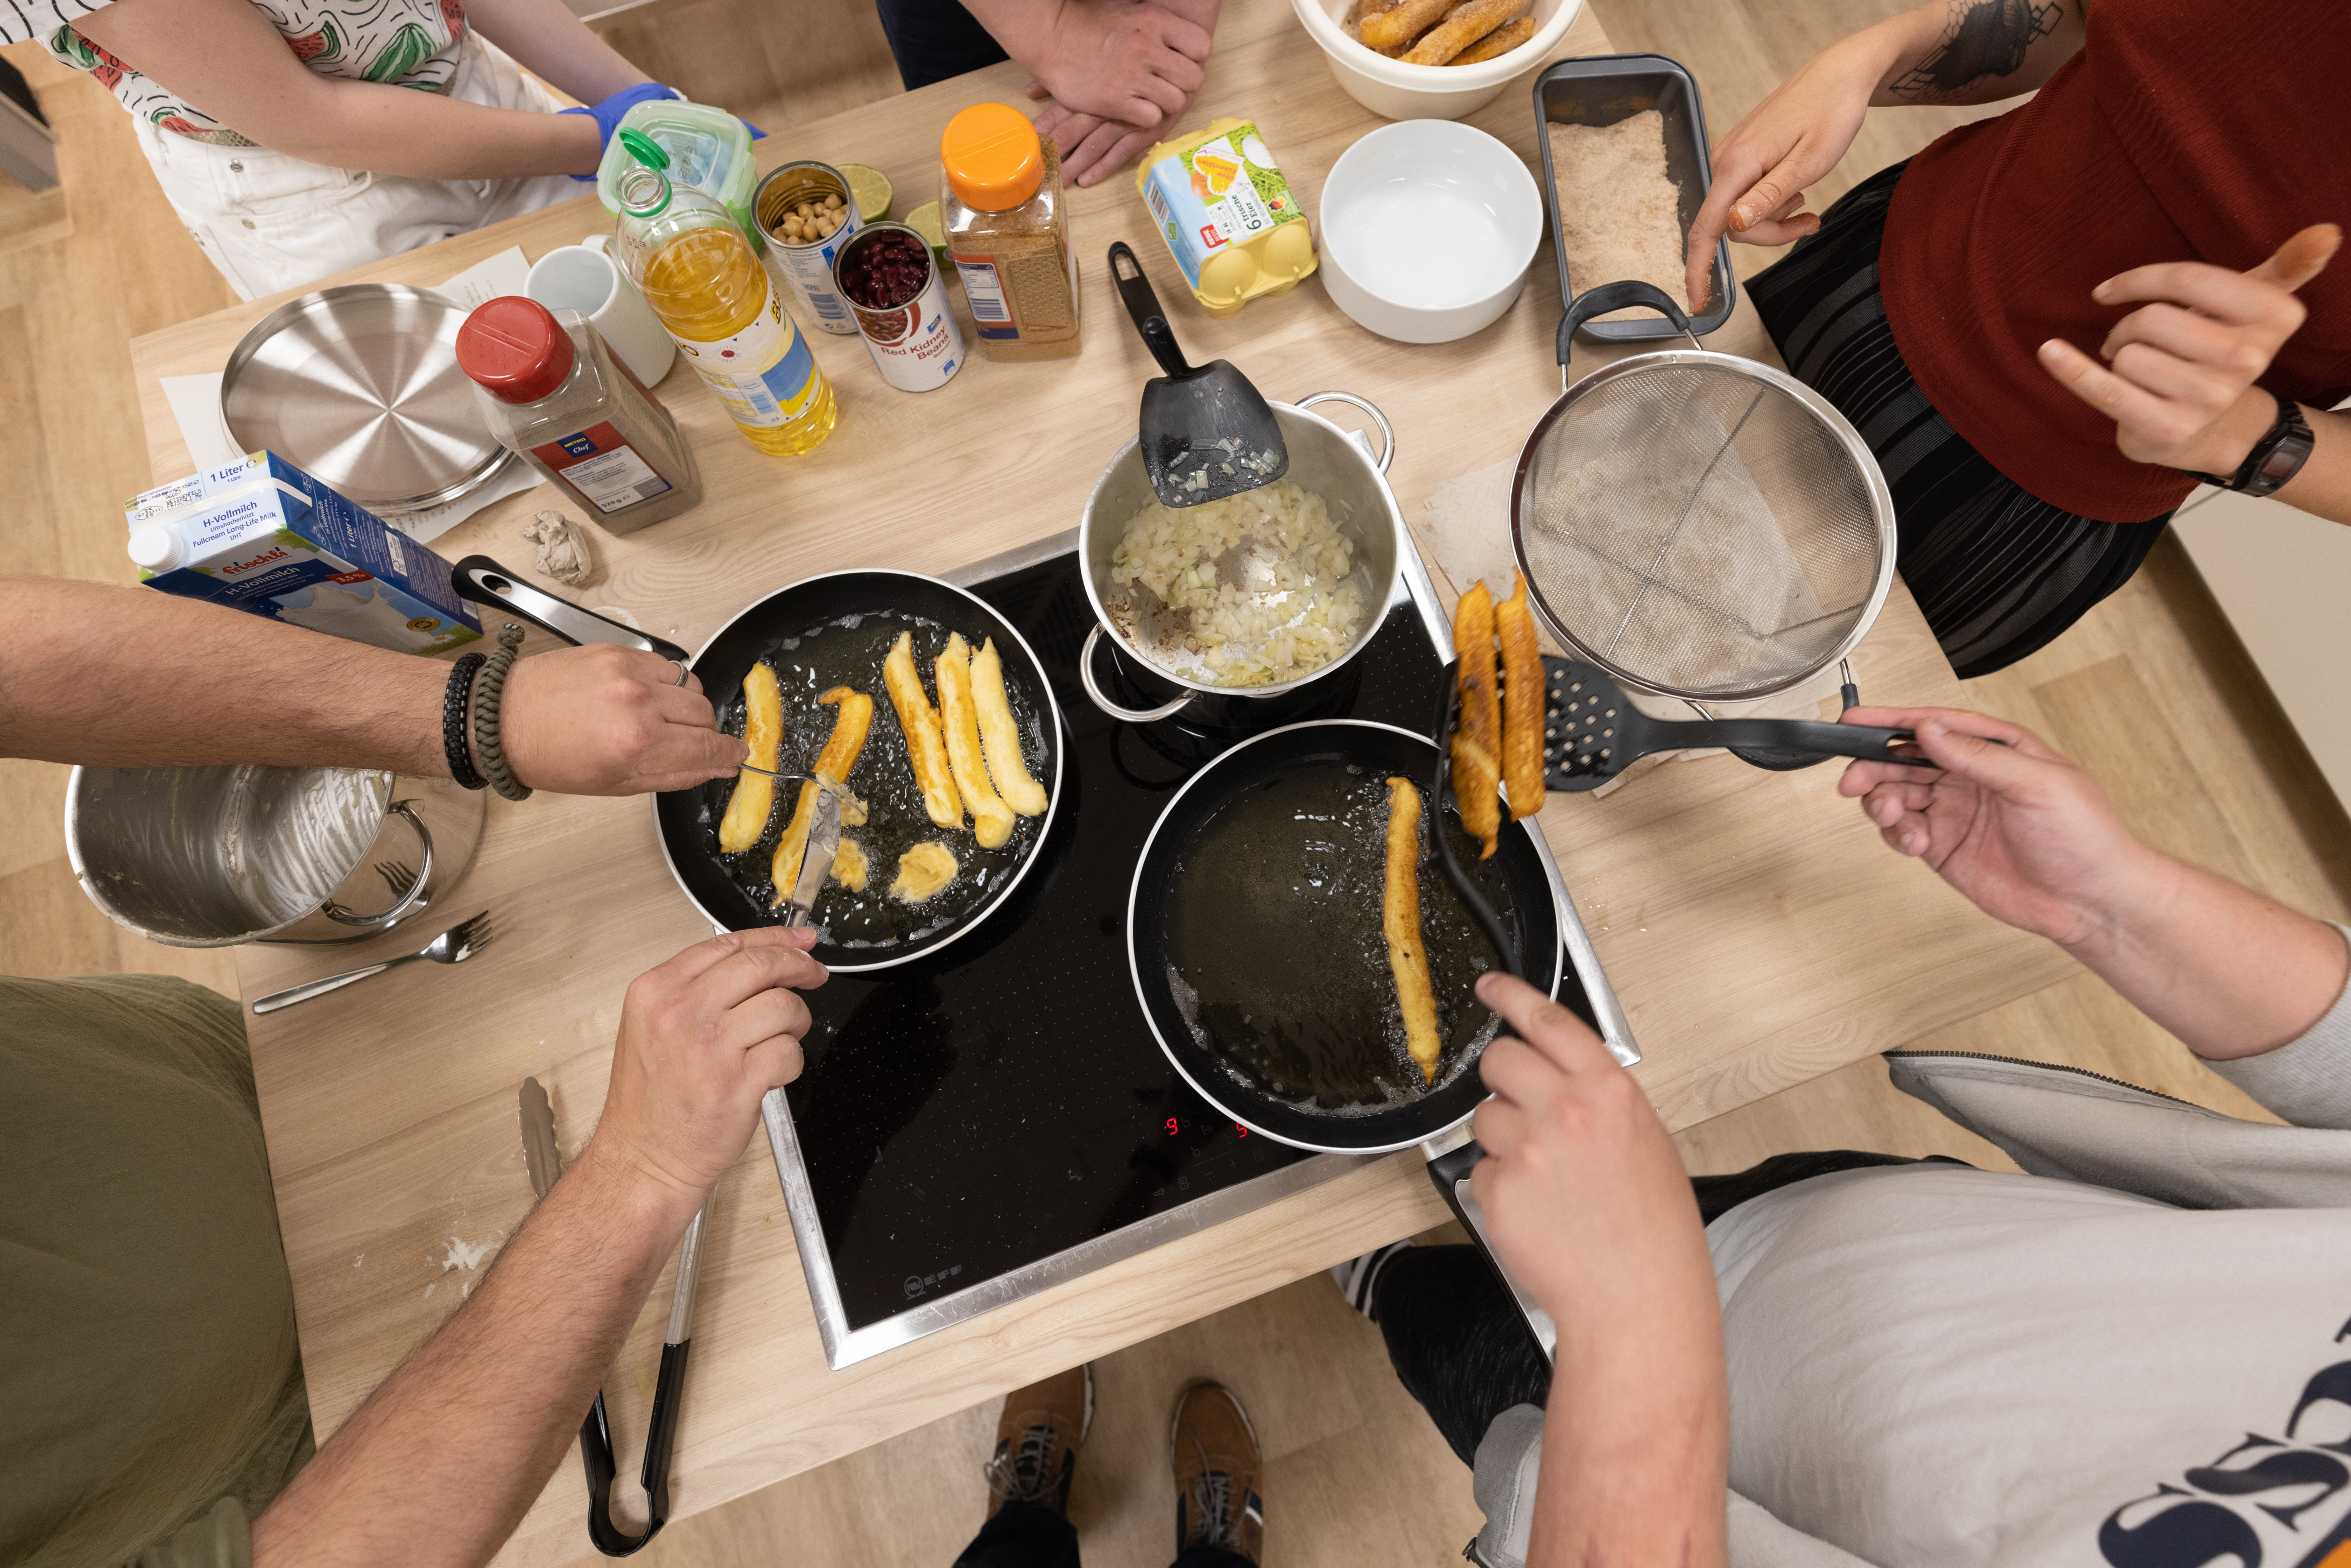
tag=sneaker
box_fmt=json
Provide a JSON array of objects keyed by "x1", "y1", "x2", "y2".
[
  {"x1": 1329, "y1": 1239, "x2": 1414, "y2": 1323},
  {"x1": 983, "y1": 1364, "x2": 1093, "y2": 1520},
  {"x1": 1171, "y1": 1382, "x2": 1265, "y2": 1564}
]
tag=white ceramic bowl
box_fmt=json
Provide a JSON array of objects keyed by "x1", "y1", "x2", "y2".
[
  {"x1": 1290, "y1": 0, "x2": 1583, "y2": 121},
  {"x1": 1318, "y1": 120, "x2": 1545, "y2": 343}
]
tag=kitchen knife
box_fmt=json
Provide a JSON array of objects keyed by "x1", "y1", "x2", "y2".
[{"x1": 782, "y1": 785, "x2": 842, "y2": 929}]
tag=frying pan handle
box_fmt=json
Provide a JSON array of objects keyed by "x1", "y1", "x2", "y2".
[
  {"x1": 1556, "y1": 279, "x2": 1699, "y2": 363},
  {"x1": 1079, "y1": 625, "x2": 1195, "y2": 723},
  {"x1": 450, "y1": 555, "x2": 693, "y2": 666},
  {"x1": 1109, "y1": 241, "x2": 1195, "y2": 381},
  {"x1": 1425, "y1": 1138, "x2": 1557, "y2": 1363},
  {"x1": 1696, "y1": 719, "x2": 1928, "y2": 767}
]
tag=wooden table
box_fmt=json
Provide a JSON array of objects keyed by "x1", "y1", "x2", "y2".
[{"x1": 131, "y1": 3, "x2": 2070, "y2": 1560}]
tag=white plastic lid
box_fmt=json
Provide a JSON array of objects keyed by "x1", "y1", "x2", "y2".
[{"x1": 128, "y1": 524, "x2": 185, "y2": 572}]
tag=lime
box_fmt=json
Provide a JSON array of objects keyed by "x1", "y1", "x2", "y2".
[
  {"x1": 838, "y1": 163, "x2": 893, "y2": 223},
  {"x1": 904, "y1": 199, "x2": 946, "y2": 266}
]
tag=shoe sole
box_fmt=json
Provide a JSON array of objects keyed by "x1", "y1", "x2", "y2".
[
  {"x1": 1166, "y1": 1379, "x2": 1259, "y2": 1466},
  {"x1": 1082, "y1": 1363, "x2": 1096, "y2": 1445}
]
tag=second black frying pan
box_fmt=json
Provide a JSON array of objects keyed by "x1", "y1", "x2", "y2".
[{"x1": 453, "y1": 558, "x2": 1066, "y2": 973}]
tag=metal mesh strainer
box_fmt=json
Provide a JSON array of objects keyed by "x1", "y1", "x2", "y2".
[{"x1": 1511, "y1": 289, "x2": 1895, "y2": 705}]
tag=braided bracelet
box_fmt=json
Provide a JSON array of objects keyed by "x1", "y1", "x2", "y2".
[
  {"x1": 442, "y1": 652, "x2": 489, "y2": 790},
  {"x1": 471, "y1": 624, "x2": 534, "y2": 802}
]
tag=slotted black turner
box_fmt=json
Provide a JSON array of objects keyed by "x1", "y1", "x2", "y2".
[{"x1": 1109, "y1": 240, "x2": 1287, "y2": 508}]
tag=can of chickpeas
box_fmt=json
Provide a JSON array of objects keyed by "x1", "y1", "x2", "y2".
[
  {"x1": 754, "y1": 160, "x2": 863, "y2": 335},
  {"x1": 833, "y1": 222, "x2": 964, "y2": 392}
]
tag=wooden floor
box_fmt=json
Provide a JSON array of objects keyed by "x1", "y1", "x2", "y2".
[{"x1": 5, "y1": 0, "x2": 2346, "y2": 1557}]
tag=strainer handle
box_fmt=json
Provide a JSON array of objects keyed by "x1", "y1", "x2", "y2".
[{"x1": 1557, "y1": 280, "x2": 1704, "y2": 364}]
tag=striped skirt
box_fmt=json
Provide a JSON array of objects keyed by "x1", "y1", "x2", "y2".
[{"x1": 1744, "y1": 161, "x2": 2171, "y2": 679}]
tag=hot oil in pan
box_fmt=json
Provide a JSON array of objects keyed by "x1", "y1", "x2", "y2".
[
  {"x1": 693, "y1": 614, "x2": 1048, "y2": 946},
  {"x1": 1163, "y1": 764, "x2": 1510, "y2": 1110}
]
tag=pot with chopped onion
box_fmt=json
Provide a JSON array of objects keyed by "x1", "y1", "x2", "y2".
[{"x1": 1076, "y1": 395, "x2": 1405, "y2": 726}]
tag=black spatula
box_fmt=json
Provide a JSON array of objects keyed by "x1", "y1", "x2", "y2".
[
  {"x1": 1536, "y1": 657, "x2": 1930, "y2": 790},
  {"x1": 1109, "y1": 240, "x2": 1287, "y2": 508}
]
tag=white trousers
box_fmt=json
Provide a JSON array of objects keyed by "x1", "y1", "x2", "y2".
[{"x1": 137, "y1": 35, "x2": 586, "y2": 301}]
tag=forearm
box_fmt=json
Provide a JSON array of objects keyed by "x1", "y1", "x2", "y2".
[
  {"x1": 1854, "y1": 0, "x2": 2085, "y2": 107},
  {"x1": 250, "y1": 1145, "x2": 702, "y2": 1568},
  {"x1": 0, "y1": 580, "x2": 452, "y2": 776},
  {"x1": 247, "y1": 83, "x2": 601, "y2": 178},
  {"x1": 1531, "y1": 1326, "x2": 1729, "y2": 1566},
  {"x1": 956, "y1": 0, "x2": 1058, "y2": 69},
  {"x1": 2064, "y1": 845, "x2": 2350, "y2": 1060},
  {"x1": 465, "y1": 0, "x2": 652, "y2": 103}
]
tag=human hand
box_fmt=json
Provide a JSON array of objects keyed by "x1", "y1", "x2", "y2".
[
  {"x1": 1683, "y1": 36, "x2": 1884, "y2": 312},
  {"x1": 557, "y1": 81, "x2": 682, "y2": 180},
  {"x1": 2038, "y1": 224, "x2": 2339, "y2": 475},
  {"x1": 498, "y1": 643, "x2": 747, "y2": 795},
  {"x1": 1029, "y1": 0, "x2": 1210, "y2": 131},
  {"x1": 1469, "y1": 974, "x2": 1713, "y2": 1328},
  {"x1": 1033, "y1": 99, "x2": 1159, "y2": 188},
  {"x1": 1838, "y1": 707, "x2": 2169, "y2": 947},
  {"x1": 591, "y1": 927, "x2": 828, "y2": 1207}
]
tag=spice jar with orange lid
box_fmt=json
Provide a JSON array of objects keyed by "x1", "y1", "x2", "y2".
[{"x1": 940, "y1": 103, "x2": 1083, "y2": 362}]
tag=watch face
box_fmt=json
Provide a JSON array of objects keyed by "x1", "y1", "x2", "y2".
[{"x1": 2246, "y1": 398, "x2": 2317, "y2": 498}]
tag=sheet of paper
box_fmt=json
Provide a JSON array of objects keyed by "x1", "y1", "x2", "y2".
[{"x1": 154, "y1": 244, "x2": 548, "y2": 541}]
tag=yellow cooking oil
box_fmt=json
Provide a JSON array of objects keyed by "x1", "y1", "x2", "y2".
[{"x1": 614, "y1": 130, "x2": 837, "y2": 457}]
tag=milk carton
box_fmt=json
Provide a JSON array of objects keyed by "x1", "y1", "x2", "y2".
[{"x1": 126, "y1": 452, "x2": 481, "y2": 656}]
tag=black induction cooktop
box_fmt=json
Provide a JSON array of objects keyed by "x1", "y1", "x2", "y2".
[{"x1": 761, "y1": 530, "x2": 1626, "y2": 1367}]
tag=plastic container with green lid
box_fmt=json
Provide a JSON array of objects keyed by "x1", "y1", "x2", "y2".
[
  {"x1": 594, "y1": 99, "x2": 764, "y2": 255},
  {"x1": 1135, "y1": 117, "x2": 1317, "y2": 318}
]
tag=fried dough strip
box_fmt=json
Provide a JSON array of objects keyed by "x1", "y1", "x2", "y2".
[
  {"x1": 1383, "y1": 777, "x2": 1443, "y2": 1085},
  {"x1": 717, "y1": 662, "x2": 783, "y2": 854},
  {"x1": 1361, "y1": 0, "x2": 1453, "y2": 49},
  {"x1": 769, "y1": 687, "x2": 874, "y2": 906},
  {"x1": 891, "y1": 841, "x2": 959, "y2": 904},
  {"x1": 1449, "y1": 12, "x2": 1533, "y2": 62},
  {"x1": 832, "y1": 836, "x2": 869, "y2": 892},
  {"x1": 970, "y1": 637, "x2": 1049, "y2": 817},
  {"x1": 1402, "y1": 0, "x2": 1521, "y2": 61},
  {"x1": 1496, "y1": 572, "x2": 1546, "y2": 821},
  {"x1": 1452, "y1": 580, "x2": 1502, "y2": 859},
  {"x1": 935, "y1": 633, "x2": 1016, "y2": 849},
  {"x1": 885, "y1": 631, "x2": 963, "y2": 829}
]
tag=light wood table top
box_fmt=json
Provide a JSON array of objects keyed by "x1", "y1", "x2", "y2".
[{"x1": 131, "y1": 3, "x2": 2068, "y2": 1560}]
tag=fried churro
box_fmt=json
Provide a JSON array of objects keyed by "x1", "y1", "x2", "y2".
[
  {"x1": 1451, "y1": 581, "x2": 1503, "y2": 859},
  {"x1": 1496, "y1": 572, "x2": 1546, "y2": 820},
  {"x1": 1449, "y1": 12, "x2": 1533, "y2": 62},
  {"x1": 1360, "y1": 0, "x2": 1453, "y2": 48},
  {"x1": 935, "y1": 632, "x2": 1016, "y2": 850},
  {"x1": 770, "y1": 686, "x2": 874, "y2": 907},
  {"x1": 885, "y1": 630, "x2": 964, "y2": 830},
  {"x1": 717, "y1": 661, "x2": 783, "y2": 854},
  {"x1": 1383, "y1": 777, "x2": 1443, "y2": 1084},
  {"x1": 970, "y1": 637, "x2": 1050, "y2": 817},
  {"x1": 1402, "y1": 0, "x2": 1522, "y2": 64}
]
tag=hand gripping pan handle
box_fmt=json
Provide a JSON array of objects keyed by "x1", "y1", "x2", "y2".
[{"x1": 450, "y1": 554, "x2": 692, "y2": 667}]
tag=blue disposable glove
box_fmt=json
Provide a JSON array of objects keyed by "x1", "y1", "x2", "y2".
[{"x1": 561, "y1": 82, "x2": 685, "y2": 180}]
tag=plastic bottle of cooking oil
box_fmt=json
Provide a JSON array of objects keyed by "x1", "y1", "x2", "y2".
[{"x1": 611, "y1": 129, "x2": 837, "y2": 456}]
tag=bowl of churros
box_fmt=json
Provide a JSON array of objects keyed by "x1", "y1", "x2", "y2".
[{"x1": 1292, "y1": 0, "x2": 1581, "y2": 121}]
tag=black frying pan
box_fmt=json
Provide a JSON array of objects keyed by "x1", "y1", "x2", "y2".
[
  {"x1": 1127, "y1": 719, "x2": 1564, "y2": 1355},
  {"x1": 452, "y1": 558, "x2": 1066, "y2": 973}
]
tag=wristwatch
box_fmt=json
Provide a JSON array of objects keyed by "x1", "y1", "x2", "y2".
[{"x1": 2185, "y1": 391, "x2": 2315, "y2": 498}]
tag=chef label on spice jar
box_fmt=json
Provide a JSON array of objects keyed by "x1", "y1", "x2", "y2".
[
  {"x1": 675, "y1": 290, "x2": 824, "y2": 429},
  {"x1": 527, "y1": 424, "x2": 675, "y2": 515},
  {"x1": 837, "y1": 222, "x2": 964, "y2": 391}
]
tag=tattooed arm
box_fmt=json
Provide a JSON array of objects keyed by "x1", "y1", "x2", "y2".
[{"x1": 1685, "y1": 0, "x2": 2088, "y2": 308}]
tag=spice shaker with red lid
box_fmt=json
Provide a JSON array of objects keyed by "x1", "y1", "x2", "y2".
[{"x1": 457, "y1": 296, "x2": 704, "y2": 534}]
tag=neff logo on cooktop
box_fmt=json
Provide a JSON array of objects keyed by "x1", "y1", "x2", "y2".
[{"x1": 905, "y1": 1264, "x2": 964, "y2": 1299}]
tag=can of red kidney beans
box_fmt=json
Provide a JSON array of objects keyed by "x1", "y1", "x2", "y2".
[
  {"x1": 755, "y1": 161, "x2": 862, "y2": 335},
  {"x1": 833, "y1": 222, "x2": 965, "y2": 392}
]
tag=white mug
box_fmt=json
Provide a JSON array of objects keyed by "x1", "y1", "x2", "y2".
[{"x1": 525, "y1": 240, "x2": 675, "y2": 389}]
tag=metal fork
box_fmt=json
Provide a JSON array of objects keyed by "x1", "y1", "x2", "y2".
[{"x1": 250, "y1": 911, "x2": 496, "y2": 1015}]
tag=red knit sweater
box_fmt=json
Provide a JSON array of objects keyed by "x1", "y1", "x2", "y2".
[{"x1": 1878, "y1": 0, "x2": 2351, "y2": 524}]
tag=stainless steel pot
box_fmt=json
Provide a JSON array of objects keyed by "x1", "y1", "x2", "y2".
[
  {"x1": 1076, "y1": 392, "x2": 1404, "y2": 723},
  {"x1": 65, "y1": 764, "x2": 484, "y2": 947}
]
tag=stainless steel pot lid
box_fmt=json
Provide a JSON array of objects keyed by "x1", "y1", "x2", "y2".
[{"x1": 221, "y1": 284, "x2": 509, "y2": 516}]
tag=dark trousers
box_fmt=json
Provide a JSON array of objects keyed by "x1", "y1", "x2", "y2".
[
  {"x1": 1381, "y1": 1151, "x2": 1948, "y2": 1462},
  {"x1": 874, "y1": 0, "x2": 1009, "y2": 91},
  {"x1": 952, "y1": 1501, "x2": 1253, "y2": 1568},
  {"x1": 1744, "y1": 160, "x2": 2171, "y2": 679}
]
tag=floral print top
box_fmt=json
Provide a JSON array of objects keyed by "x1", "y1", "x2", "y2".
[{"x1": 4, "y1": 0, "x2": 470, "y2": 146}]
